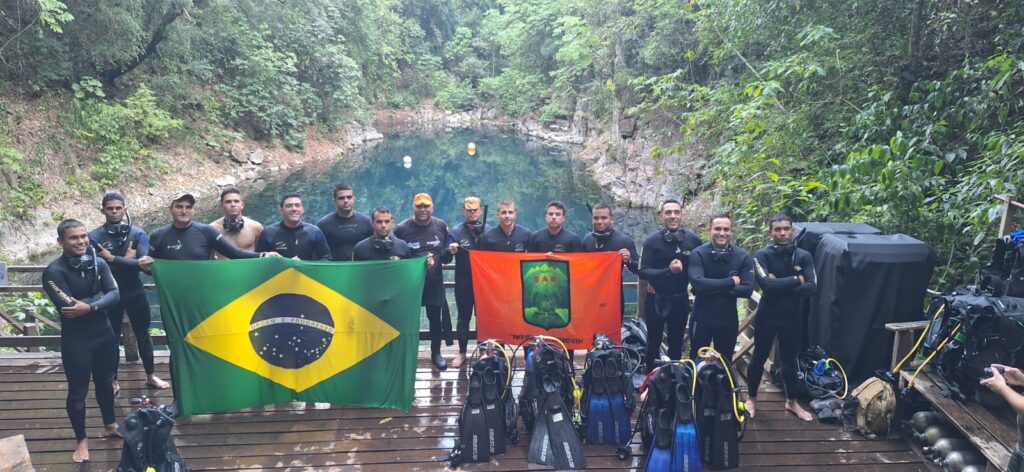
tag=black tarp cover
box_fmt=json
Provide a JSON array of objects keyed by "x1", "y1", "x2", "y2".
[
  {"x1": 810, "y1": 233, "x2": 935, "y2": 383},
  {"x1": 793, "y1": 222, "x2": 882, "y2": 256}
]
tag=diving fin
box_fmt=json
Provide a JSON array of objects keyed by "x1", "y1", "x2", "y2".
[
  {"x1": 585, "y1": 358, "x2": 612, "y2": 445},
  {"x1": 481, "y1": 366, "x2": 506, "y2": 455},
  {"x1": 645, "y1": 408, "x2": 673, "y2": 472},
  {"x1": 605, "y1": 354, "x2": 631, "y2": 445},
  {"x1": 460, "y1": 371, "x2": 490, "y2": 462},
  {"x1": 542, "y1": 375, "x2": 587, "y2": 469},
  {"x1": 672, "y1": 365, "x2": 700, "y2": 471}
]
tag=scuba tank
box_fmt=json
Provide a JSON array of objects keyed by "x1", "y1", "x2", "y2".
[
  {"x1": 917, "y1": 424, "x2": 958, "y2": 445},
  {"x1": 908, "y1": 411, "x2": 945, "y2": 433},
  {"x1": 923, "y1": 437, "x2": 970, "y2": 461},
  {"x1": 941, "y1": 450, "x2": 985, "y2": 472},
  {"x1": 695, "y1": 347, "x2": 745, "y2": 469}
]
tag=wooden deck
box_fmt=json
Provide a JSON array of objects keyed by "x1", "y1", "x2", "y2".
[{"x1": 0, "y1": 347, "x2": 933, "y2": 472}]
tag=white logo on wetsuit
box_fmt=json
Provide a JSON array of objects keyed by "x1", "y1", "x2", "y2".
[
  {"x1": 275, "y1": 241, "x2": 289, "y2": 250},
  {"x1": 167, "y1": 240, "x2": 183, "y2": 251}
]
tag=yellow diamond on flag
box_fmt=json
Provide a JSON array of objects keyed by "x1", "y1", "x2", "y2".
[{"x1": 185, "y1": 268, "x2": 399, "y2": 392}]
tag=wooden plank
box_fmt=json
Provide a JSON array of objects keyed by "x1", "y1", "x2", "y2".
[
  {"x1": 884, "y1": 321, "x2": 929, "y2": 332},
  {"x1": 903, "y1": 369, "x2": 1011, "y2": 471},
  {"x1": 26, "y1": 308, "x2": 62, "y2": 332},
  {"x1": 0, "y1": 309, "x2": 25, "y2": 334}
]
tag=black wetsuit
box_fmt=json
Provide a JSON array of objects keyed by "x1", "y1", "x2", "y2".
[
  {"x1": 583, "y1": 229, "x2": 639, "y2": 319},
  {"x1": 747, "y1": 244, "x2": 816, "y2": 398},
  {"x1": 638, "y1": 228, "x2": 702, "y2": 367},
  {"x1": 527, "y1": 227, "x2": 584, "y2": 253},
  {"x1": 89, "y1": 223, "x2": 156, "y2": 379},
  {"x1": 42, "y1": 253, "x2": 120, "y2": 441},
  {"x1": 687, "y1": 243, "x2": 755, "y2": 360},
  {"x1": 149, "y1": 222, "x2": 260, "y2": 260},
  {"x1": 256, "y1": 221, "x2": 332, "y2": 260},
  {"x1": 317, "y1": 211, "x2": 373, "y2": 261},
  {"x1": 352, "y1": 234, "x2": 413, "y2": 261},
  {"x1": 394, "y1": 217, "x2": 450, "y2": 356},
  {"x1": 478, "y1": 224, "x2": 531, "y2": 252},
  {"x1": 444, "y1": 221, "x2": 494, "y2": 353}
]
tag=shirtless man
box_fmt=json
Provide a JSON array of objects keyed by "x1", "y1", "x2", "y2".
[{"x1": 209, "y1": 188, "x2": 264, "y2": 259}]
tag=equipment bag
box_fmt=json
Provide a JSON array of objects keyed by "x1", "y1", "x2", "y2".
[
  {"x1": 786, "y1": 346, "x2": 849, "y2": 400},
  {"x1": 518, "y1": 336, "x2": 577, "y2": 434},
  {"x1": 850, "y1": 375, "x2": 896, "y2": 439},
  {"x1": 694, "y1": 348, "x2": 744, "y2": 470},
  {"x1": 116, "y1": 408, "x2": 188, "y2": 472},
  {"x1": 448, "y1": 341, "x2": 518, "y2": 466}
]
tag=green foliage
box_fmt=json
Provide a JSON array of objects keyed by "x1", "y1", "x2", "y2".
[
  {"x1": 0, "y1": 292, "x2": 60, "y2": 335},
  {"x1": 76, "y1": 83, "x2": 181, "y2": 187},
  {"x1": 436, "y1": 79, "x2": 478, "y2": 111},
  {"x1": 36, "y1": 0, "x2": 74, "y2": 33}
]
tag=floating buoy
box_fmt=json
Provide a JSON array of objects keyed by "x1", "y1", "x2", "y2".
[
  {"x1": 402, "y1": 155, "x2": 412, "y2": 169},
  {"x1": 403, "y1": 155, "x2": 412, "y2": 163},
  {"x1": 467, "y1": 142, "x2": 476, "y2": 155}
]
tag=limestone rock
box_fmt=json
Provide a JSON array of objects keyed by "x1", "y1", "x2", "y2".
[{"x1": 248, "y1": 149, "x2": 265, "y2": 165}]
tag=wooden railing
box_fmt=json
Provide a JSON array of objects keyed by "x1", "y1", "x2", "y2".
[{"x1": 0, "y1": 264, "x2": 640, "y2": 351}]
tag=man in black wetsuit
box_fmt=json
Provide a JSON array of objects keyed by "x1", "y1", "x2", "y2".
[
  {"x1": 478, "y1": 199, "x2": 531, "y2": 252},
  {"x1": 746, "y1": 214, "x2": 816, "y2": 421},
  {"x1": 42, "y1": 219, "x2": 122, "y2": 463},
  {"x1": 142, "y1": 192, "x2": 278, "y2": 266},
  {"x1": 89, "y1": 193, "x2": 169, "y2": 393},
  {"x1": 256, "y1": 193, "x2": 332, "y2": 260},
  {"x1": 638, "y1": 199, "x2": 702, "y2": 369},
  {"x1": 394, "y1": 193, "x2": 449, "y2": 370},
  {"x1": 527, "y1": 200, "x2": 584, "y2": 253},
  {"x1": 317, "y1": 184, "x2": 373, "y2": 261},
  {"x1": 444, "y1": 196, "x2": 494, "y2": 368},
  {"x1": 353, "y1": 207, "x2": 414, "y2": 261},
  {"x1": 688, "y1": 213, "x2": 754, "y2": 361},
  {"x1": 583, "y1": 202, "x2": 639, "y2": 320}
]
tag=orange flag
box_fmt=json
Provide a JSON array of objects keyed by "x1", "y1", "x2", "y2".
[{"x1": 470, "y1": 251, "x2": 622, "y2": 349}]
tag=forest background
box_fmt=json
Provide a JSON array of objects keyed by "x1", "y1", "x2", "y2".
[{"x1": 0, "y1": 0, "x2": 1022, "y2": 290}]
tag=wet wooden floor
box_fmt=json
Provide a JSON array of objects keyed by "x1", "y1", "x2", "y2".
[{"x1": 0, "y1": 347, "x2": 932, "y2": 471}]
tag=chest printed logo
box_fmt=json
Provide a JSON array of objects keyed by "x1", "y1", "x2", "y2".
[{"x1": 167, "y1": 240, "x2": 183, "y2": 251}]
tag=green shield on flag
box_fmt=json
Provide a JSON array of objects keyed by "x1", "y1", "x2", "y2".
[
  {"x1": 152, "y1": 257, "x2": 425, "y2": 415},
  {"x1": 521, "y1": 260, "x2": 571, "y2": 329}
]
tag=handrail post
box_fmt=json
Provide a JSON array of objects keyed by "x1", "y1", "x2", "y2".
[
  {"x1": 23, "y1": 323, "x2": 40, "y2": 352},
  {"x1": 999, "y1": 194, "x2": 1018, "y2": 238}
]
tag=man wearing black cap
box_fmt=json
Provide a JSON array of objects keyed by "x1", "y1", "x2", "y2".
[
  {"x1": 89, "y1": 192, "x2": 169, "y2": 393},
  {"x1": 256, "y1": 193, "x2": 332, "y2": 260},
  {"x1": 209, "y1": 188, "x2": 264, "y2": 259},
  {"x1": 444, "y1": 196, "x2": 493, "y2": 368},
  {"x1": 318, "y1": 184, "x2": 373, "y2": 262},
  {"x1": 638, "y1": 199, "x2": 702, "y2": 369},
  {"x1": 142, "y1": 192, "x2": 278, "y2": 267},
  {"x1": 527, "y1": 200, "x2": 584, "y2": 253},
  {"x1": 394, "y1": 193, "x2": 450, "y2": 370}
]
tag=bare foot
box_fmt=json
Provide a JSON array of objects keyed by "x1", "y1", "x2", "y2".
[
  {"x1": 146, "y1": 374, "x2": 171, "y2": 390},
  {"x1": 112, "y1": 379, "x2": 120, "y2": 397},
  {"x1": 745, "y1": 398, "x2": 757, "y2": 418},
  {"x1": 72, "y1": 438, "x2": 90, "y2": 463},
  {"x1": 105, "y1": 423, "x2": 123, "y2": 438},
  {"x1": 451, "y1": 354, "x2": 466, "y2": 369},
  {"x1": 786, "y1": 399, "x2": 814, "y2": 422}
]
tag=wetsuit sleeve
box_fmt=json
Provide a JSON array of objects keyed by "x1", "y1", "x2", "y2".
[
  {"x1": 441, "y1": 232, "x2": 456, "y2": 264},
  {"x1": 754, "y1": 251, "x2": 800, "y2": 293},
  {"x1": 793, "y1": 251, "x2": 818, "y2": 296},
  {"x1": 570, "y1": 235, "x2": 585, "y2": 253},
  {"x1": 41, "y1": 266, "x2": 74, "y2": 308},
  {"x1": 111, "y1": 230, "x2": 150, "y2": 269},
  {"x1": 638, "y1": 239, "x2": 671, "y2": 281},
  {"x1": 625, "y1": 239, "x2": 640, "y2": 274},
  {"x1": 312, "y1": 228, "x2": 332, "y2": 261},
  {"x1": 688, "y1": 251, "x2": 734, "y2": 294},
  {"x1": 205, "y1": 225, "x2": 259, "y2": 259},
  {"x1": 729, "y1": 253, "x2": 755, "y2": 297},
  {"x1": 82, "y1": 261, "x2": 120, "y2": 310}
]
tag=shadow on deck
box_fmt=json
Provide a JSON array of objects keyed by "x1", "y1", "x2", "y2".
[{"x1": 0, "y1": 347, "x2": 931, "y2": 471}]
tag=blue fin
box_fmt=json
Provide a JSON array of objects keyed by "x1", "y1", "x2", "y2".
[
  {"x1": 605, "y1": 355, "x2": 631, "y2": 445},
  {"x1": 645, "y1": 408, "x2": 674, "y2": 472},
  {"x1": 671, "y1": 422, "x2": 701, "y2": 472},
  {"x1": 586, "y1": 358, "x2": 613, "y2": 445}
]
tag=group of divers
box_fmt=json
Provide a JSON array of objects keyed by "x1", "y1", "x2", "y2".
[{"x1": 42, "y1": 183, "x2": 820, "y2": 465}]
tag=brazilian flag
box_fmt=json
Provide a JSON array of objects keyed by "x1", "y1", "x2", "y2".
[{"x1": 152, "y1": 257, "x2": 425, "y2": 415}]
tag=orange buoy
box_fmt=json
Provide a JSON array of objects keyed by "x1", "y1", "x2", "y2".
[{"x1": 467, "y1": 142, "x2": 477, "y2": 155}]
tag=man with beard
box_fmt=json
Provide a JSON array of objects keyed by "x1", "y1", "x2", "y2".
[
  {"x1": 638, "y1": 199, "x2": 702, "y2": 369},
  {"x1": 209, "y1": 188, "x2": 264, "y2": 259},
  {"x1": 394, "y1": 193, "x2": 449, "y2": 370},
  {"x1": 256, "y1": 193, "x2": 332, "y2": 261},
  {"x1": 687, "y1": 213, "x2": 754, "y2": 360},
  {"x1": 583, "y1": 202, "x2": 638, "y2": 319},
  {"x1": 317, "y1": 184, "x2": 373, "y2": 261},
  {"x1": 444, "y1": 197, "x2": 494, "y2": 367},
  {"x1": 745, "y1": 214, "x2": 816, "y2": 421}
]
